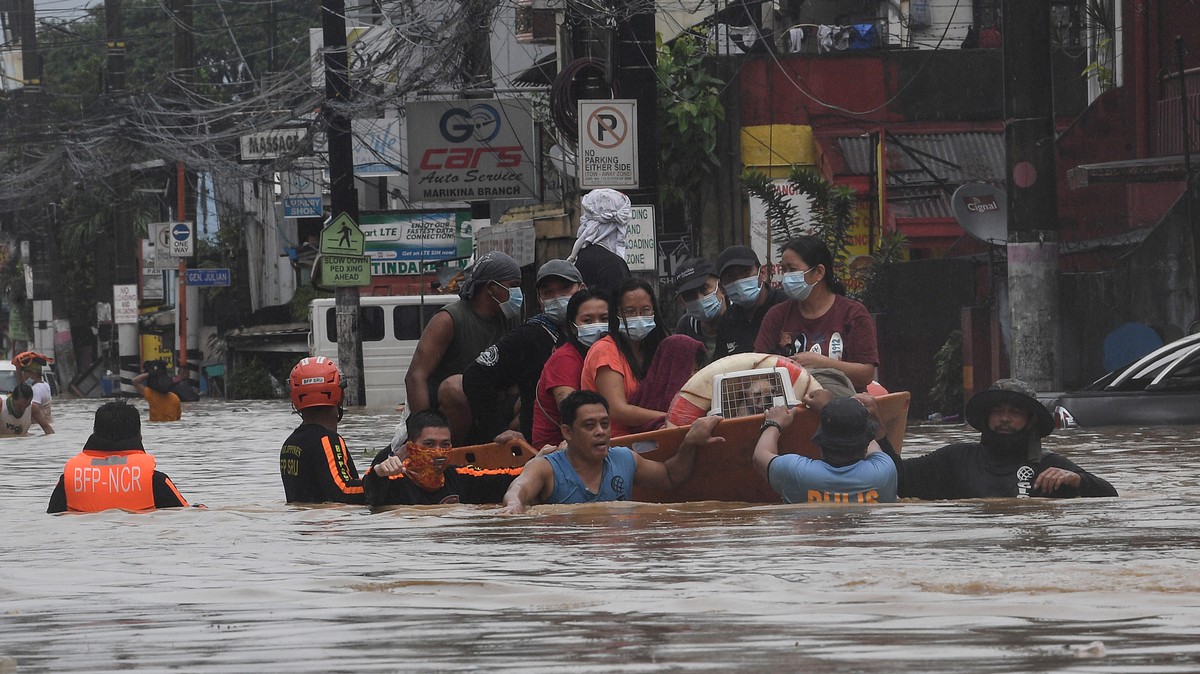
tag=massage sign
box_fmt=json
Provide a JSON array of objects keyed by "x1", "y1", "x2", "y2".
[{"x1": 406, "y1": 100, "x2": 539, "y2": 202}]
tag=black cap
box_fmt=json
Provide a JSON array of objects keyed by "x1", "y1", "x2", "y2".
[
  {"x1": 811, "y1": 397, "x2": 878, "y2": 453},
  {"x1": 674, "y1": 258, "x2": 718, "y2": 296},
  {"x1": 717, "y1": 245, "x2": 760, "y2": 276}
]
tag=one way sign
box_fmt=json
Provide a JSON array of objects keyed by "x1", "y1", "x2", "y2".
[{"x1": 169, "y1": 221, "x2": 194, "y2": 257}]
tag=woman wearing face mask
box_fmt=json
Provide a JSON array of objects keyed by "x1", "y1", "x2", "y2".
[
  {"x1": 532, "y1": 289, "x2": 610, "y2": 447},
  {"x1": 580, "y1": 278, "x2": 670, "y2": 437},
  {"x1": 672, "y1": 258, "x2": 728, "y2": 365},
  {"x1": 753, "y1": 236, "x2": 879, "y2": 393}
]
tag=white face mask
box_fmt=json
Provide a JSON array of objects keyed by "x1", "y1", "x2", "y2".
[
  {"x1": 543, "y1": 296, "x2": 570, "y2": 324},
  {"x1": 781, "y1": 269, "x2": 815, "y2": 302},
  {"x1": 621, "y1": 315, "x2": 656, "y2": 341},
  {"x1": 724, "y1": 276, "x2": 762, "y2": 308},
  {"x1": 575, "y1": 322, "x2": 608, "y2": 347}
]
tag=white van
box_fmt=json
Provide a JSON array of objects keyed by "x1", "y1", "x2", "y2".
[{"x1": 309, "y1": 294, "x2": 456, "y2": 407}]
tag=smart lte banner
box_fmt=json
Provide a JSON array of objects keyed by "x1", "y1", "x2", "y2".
[
  {"x1": 405, "y1": 99, "x2": 538, "y2": 202},
  {"x1": 362, "y1": 211, "x2": 473, "y2": 276}
]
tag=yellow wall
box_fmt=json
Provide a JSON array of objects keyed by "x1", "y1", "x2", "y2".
[{"x1": 741, "y1": 124, "x2": 817, "y2": 178}]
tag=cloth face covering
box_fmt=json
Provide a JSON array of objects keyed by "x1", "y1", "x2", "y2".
[{"x1": 402, "y1": 442, "x2": 453, "y2": 492}]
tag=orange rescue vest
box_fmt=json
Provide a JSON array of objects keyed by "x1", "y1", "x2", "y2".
[{"x1": 63, "y1": 450, "x2": 157, "y2": 512}]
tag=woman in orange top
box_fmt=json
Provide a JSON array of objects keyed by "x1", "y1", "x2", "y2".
[{"x1": 580, "y1": 278, "x2": 669, "y2": 437}]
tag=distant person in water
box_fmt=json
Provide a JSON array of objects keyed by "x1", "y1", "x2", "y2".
[
  {"x1": 13, "y1": 351, "x2": 54, "y2": 434},
  {"x1": 0, "y1": 384, "x2": 36, "y2": 436},
  {"x1": 47, "y1": 400, "x2": 188, "y2": 513},
  {"x1": 499, "y1": 390, "x2": 724, "y2": 513},
  {"x1": 132, "y1": 360, "x2": 181, "y2": 422},
  {"x1": 885, "y1": 379, "x2": 1117, "y2": 499}
]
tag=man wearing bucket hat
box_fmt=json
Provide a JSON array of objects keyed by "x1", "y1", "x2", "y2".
[
  {"x1": 888, "y1": 379, "x2": 1117, "y2": 499},
  {"x1": 752, "y1": 397, "x2": 897, "y2": 504}
]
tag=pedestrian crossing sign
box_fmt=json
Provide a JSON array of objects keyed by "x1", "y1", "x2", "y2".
[{"x1": 320, "y1": 213, "x2": 365, "y2": 256}]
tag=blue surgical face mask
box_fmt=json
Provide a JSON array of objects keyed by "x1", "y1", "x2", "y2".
[
  {"x1": 496, "y1": 284, "x2": 523, "y2": 319},
  {"x1": 781, "y1": 269, "x2": 815, "y2": 302},
  {"x1": 575, "y1": 321, "x2": 608, "y2": 347},
  {"x1": 543, "y1": 295, "x2": 570, "y2": 324},
  {"x1": 621, "y1": 315, "x2": 656, "y2": 341},
  {"x1": 684, "y1": 290, "x2": 723, "y2": 321},
  {"x1": 725, "y1": 276, "x2": 762, "y2": 308}
]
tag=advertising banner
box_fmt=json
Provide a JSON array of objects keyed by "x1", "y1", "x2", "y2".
[
  {"x1": 406, "y1": 99, "x2": 538, "y2": 201},
  {"x1": 362, "y1": 211, "x2": 472, "y2": 275}
]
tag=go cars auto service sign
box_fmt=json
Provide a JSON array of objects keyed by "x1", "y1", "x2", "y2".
[{"x1": 406, "y1": 100, "x2": 538, "y2": 202}]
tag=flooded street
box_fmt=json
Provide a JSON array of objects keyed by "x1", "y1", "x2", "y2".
[{"x1": 2, "y1": 398, "x2": 1200, "y2": 672}]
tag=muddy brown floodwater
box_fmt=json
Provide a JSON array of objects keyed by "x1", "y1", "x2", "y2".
[{"x1": 1, "y1": 399, "x2": 1199, "y2": 672}]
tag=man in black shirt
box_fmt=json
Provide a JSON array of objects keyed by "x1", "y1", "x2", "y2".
[
  {"x1": 715, "y1": 245, "x2": 788, "y2": 359},
  {"x1": 364, "y1": 410, "x2": 519, "y2": 507},
  {"x1": 886, "y1": 379, "x2": 1117, "y2": 499},
  {"x1": 461, "y1": 260, "x2": 584, "y2": 444}
]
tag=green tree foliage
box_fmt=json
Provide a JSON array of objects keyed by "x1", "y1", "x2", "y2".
[
  {"x1": 929, "y1": 329, "x2": 964, "y2": 416},
  {"x1": 656, "y1": 31, "x2": 725, "y2": 231}
]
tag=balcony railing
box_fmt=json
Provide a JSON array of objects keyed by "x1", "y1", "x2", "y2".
[{"x1": 1157, "y1": 67, "x2": 1200, "y2": 156}]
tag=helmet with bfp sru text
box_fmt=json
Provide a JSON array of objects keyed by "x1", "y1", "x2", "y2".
[{"x1": 289, "y1": 357, "x2": 345, "y2": 410}]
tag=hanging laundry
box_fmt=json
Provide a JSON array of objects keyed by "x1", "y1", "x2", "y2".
[
  {"x1": 786, "y1": 26, "x2": 805, "y2": 53},
  {"x1": 850, "y1": 23, "x2": 876, "y2": 49}
]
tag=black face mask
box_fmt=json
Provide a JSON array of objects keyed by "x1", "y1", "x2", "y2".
[{"x1": 981, "y1": 427, "x2": 1042, "y2": 462}]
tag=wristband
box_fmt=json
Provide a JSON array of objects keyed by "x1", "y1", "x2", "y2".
[{"x1": 759, "y1": 419, "x2": 784, "y2": 434}]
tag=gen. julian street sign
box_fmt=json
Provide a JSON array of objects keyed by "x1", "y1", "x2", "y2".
[{"x1": 185, "y1": 268, "x2": 231, "y2": 286}]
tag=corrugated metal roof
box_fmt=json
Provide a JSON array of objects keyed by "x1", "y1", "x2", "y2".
[
  {"x1": 839, "y1": 132, "x2": 1007, "y2": 183},
  {"x1": 837, "y1": 132, "x2": 1007, "y2": 220}
]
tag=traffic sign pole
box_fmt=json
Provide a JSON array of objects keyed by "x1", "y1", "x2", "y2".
[{"x1": 177, "y1": 162, "x2": 189, "y2": 376}]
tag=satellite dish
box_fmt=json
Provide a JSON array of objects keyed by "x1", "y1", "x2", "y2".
[{"x1": 952, "y1": 183, "x2": 1008, "y2": 245}]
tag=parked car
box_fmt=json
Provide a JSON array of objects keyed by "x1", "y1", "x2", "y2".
[
  {"x1": 0, "y1": 361, "x2": 17, "y2": 394},
  {"x1": 1053, "y1": 332, "x2": 1200, "y2": 428}
]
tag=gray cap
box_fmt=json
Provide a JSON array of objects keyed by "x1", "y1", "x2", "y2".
[{"x1": 535, "y1": 259, "x2": 583, "y2": 288}]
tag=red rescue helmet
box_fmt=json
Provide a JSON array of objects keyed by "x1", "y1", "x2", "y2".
[{"x1": 289, "y1": 357, "x2": 344, "y2": 410}]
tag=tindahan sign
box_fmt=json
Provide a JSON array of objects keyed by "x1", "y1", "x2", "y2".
[
  {"x1": 240, "y1": 128, "x2": 311, "y2": 161},
  {"x1": 406, "y1": 100, "x2": 538, "y2": 202}
]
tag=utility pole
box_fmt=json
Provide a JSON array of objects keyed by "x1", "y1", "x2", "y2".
[
  {"x1": 104, "y1": 0, "x2": 139, "y2": 394},
  {"x1": 1002, "y1": 0, "x2": 1060, "y2": 392},
  {"x1": 322, "y1": 0, "x2": 365, "y2": 405},
  {"x1": 171, "y1": 0, "x2": 199, "y2": 385}
]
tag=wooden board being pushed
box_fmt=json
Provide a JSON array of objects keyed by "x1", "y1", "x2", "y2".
[
  {"x1": 447, "y1": 392, "x2": 910, "y2": 504},
  {"x1": 627, "y1": 391, "x2": 910, "y2": 504}
]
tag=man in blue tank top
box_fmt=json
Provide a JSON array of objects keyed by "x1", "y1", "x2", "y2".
[
  {"x1": 753, "y1": 395, "x2": 897, "y2": 504},
  {"x1": 499, "y1": 390, "x2": 724, "y2": 513}
]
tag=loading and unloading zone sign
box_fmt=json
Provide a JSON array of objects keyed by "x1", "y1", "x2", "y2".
[{"x1": 578, "y1": 100, "x2": 639, "y2": 189}]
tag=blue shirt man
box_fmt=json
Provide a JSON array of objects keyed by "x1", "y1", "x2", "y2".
[
  {"x1": 753, "y1": 396, "x2": 897, "y2": 504},
  {"x1": 499, "y1": 390, "x2": 724, "y2": 513}
]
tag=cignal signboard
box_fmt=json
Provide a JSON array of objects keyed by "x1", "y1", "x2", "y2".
[{"x1": 406, "y1": 99, "x2": 538, "y2": 202}]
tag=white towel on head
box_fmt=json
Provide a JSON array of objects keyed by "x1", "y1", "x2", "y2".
[{"x1": 568, "y1": 188, "x2": 632, "y2": 261}]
